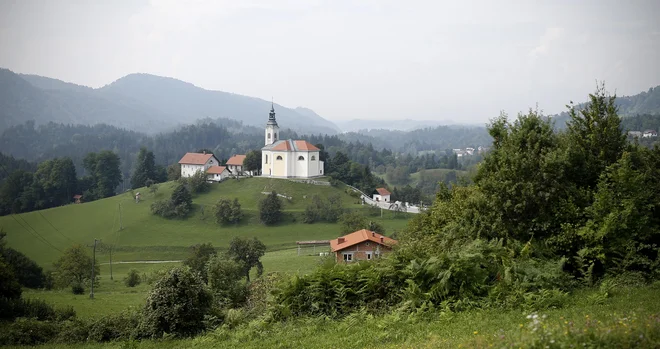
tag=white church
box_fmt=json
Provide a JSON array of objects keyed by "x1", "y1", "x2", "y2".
[{"x1": 261, "y1": 104, "x2": 324, "y2": 178}]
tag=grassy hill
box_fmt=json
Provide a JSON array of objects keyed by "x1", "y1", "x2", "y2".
[
  {"x1": 376, "y1": 168, "x2": 467, "y2": 188},
  {"x1": 1, "y1": 177, "x2": 409, "y2": 268}
]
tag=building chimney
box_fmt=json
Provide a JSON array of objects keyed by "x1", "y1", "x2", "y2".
[
  {"x1": 372, "y1": 232, "x2": 375, "y2": 237},
  {"x1": 380, "y1": 237, "x2": 384, "y2": 243},
  {"x1": 338, "y1": 237, "x2": 345, "y2": 244},
  {"x1": 203, "y1": 150, "x2": 206, "y2": 154}
]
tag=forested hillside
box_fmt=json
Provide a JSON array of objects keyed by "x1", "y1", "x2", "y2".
[
  {"x1": 551, "y1": 85, "x2": 660, "y2": 129},
  {"x1": 0, "y1": 68, "x2": 339, "y2": 135}
]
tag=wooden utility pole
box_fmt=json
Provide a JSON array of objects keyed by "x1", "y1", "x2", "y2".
[
  {"x1": 109, "y1": 246, "x2": 113, "y2": 280},
  {"x1": 90, "y1": 239, "x2": 98, "y2": 299}
]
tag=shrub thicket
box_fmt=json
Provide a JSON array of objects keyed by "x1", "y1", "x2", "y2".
[
  {"x1": 124, "y1": 268, "x2": 141, "y2": 287},
  {"x1": 259, "y1": 191, "x2": 282, "y2": 225},
  {"x1": 151, "y1": 183, "x2": 193, "y2": 219},
  {"x1": 302, "y1": 194, "x2": 343, "y2": 223},
  {"x1": 214, "y1": 198, "x2": 243, "y2": 224}
]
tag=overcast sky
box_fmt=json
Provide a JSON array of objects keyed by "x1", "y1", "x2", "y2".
[{"x1": 1, "y1": 0, "x2": 659, "y2": 124}]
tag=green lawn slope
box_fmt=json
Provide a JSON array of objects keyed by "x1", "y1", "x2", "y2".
[{"x1": 0, "y1": 177, "x2": 410, "y2": 268}]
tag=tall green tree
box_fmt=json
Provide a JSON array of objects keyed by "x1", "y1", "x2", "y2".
[
  {"x1": 83, "y1": 151, "x2": 122, "y2": 199},
  {"x1": 227, "y1": 237, "x2": 266, "y2": 281},
  {"x1": 53, "y1": 245, "x2": 99, "y2": 291},
  {"x1": 243, "y1": 150, "x2": 262, "y2": 175},
  {"x1": 259, "y1": 191, "x2": 283, "y2": 225},
  {"x1": 565, "y1": 84, "x2": 627, "y2": 191},
  {"x1": 183, "y1": 243, "x2": 217, "y2": 283},
  {"x1": 32, "y1": 157, "x2": 77, "y2": 208},
  {"x1": 130, "y1": 147, "x2": 157, "y2": 189}
]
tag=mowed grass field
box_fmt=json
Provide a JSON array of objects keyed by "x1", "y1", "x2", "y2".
[
  {"x1": 1, "y1": 177, "x2": 410, "y2": 268},
  {"x1": 2, "y1": 177, "x2": 411, "y2": 318}
]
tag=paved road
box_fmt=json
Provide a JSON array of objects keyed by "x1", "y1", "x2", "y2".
[{"x1": 99, "y1": 260, "x2": 181, "y2": 265}]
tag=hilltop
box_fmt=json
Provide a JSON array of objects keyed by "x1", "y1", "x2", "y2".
[
  {"x1": 0, "y1": 68, "x2": 340, "y2": 135},
  {"x1": 1, "y1": 177, "x2": 408, "y2": 268}
]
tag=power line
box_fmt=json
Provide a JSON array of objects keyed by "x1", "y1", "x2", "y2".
[
  {"x1": 37, "y1": 211, "x2": 76, "y2": 244},
  {"x1": 9, "y1": 214, "x2": 63, "y2": 253}
]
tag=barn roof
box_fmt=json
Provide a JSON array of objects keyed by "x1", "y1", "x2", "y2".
[
  {"x1": 178, "y1": 152, "x2": 216, "y2": 165},
  {"x1": 330, "y1": 229, "x2": 397, "y2": 252},
  {"x1": 226, "y1": 155, "x2": 246, "y2": 166},
  {"x1": 376, "y1": 188, "x2": 391, "y2": 196}
]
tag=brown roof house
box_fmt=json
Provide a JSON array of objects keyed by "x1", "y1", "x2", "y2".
[
  {"x1": 330, "y1": 229, "x2": 397, "y2": 263},
  {"x1": 373, "y1": 188, "x2": 391, "y2": 202},
  {"x1": 206, "y1": 165, "x2": 231, "y2": 182},
  {"x1": 226, "y1": 155, "x2": 250, "y2": 176},
  {"x1": 178, "y1": 152, "x2": 220, "y2": 178}
]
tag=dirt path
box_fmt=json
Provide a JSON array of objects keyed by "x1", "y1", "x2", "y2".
[{"x1": 99, "y1": 260, "x2": 181, "y2": 265}]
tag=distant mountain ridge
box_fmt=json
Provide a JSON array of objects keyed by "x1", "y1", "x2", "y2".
[
  {"x1": 550, "y1": 85, "x2": 660, "y2": 129},
  {"x1": 0, "y1": 68, "x2": 340, "y2": 135},
  {"x1": 337, "y1": 118, "x2": 471, "y2": 132}
]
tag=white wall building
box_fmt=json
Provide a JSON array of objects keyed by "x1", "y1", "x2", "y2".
[
  {"x1": 206, "y1": 165, "x2": 231, "y2": 182},
  {"x1": 178, "y1": 152, "x2": 220, "y2": 178},
  {"x1": 373, "y1": 188, "x2": 391, "y2": 203},
  {"x1": 261, "y1": 105, "x2": 324, "y2": 178}
]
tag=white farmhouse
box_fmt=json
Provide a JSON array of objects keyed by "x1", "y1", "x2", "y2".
[
  {"x1": 206, "y1": 165, "x2": 231, "y2": 182},
  {"x1": 178, "y1": 152, "x2": 220, "y2": 178},
  {"x1": 226, "y1": 155, "x2": 247, "y2": 176},
  {"x1": 373, "y1": 188, "x2": 391, "y2": 203},
  {"x1": 643, "y1": 129, "x2": 658, "y2": 138},
  {"x1": 261, "y1": 104, "x2": 325, "y2": 178}
]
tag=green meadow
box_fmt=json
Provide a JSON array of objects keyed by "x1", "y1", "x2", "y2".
[{"x1": 1, "y1": 177, "x2": 410, "y2": 319}]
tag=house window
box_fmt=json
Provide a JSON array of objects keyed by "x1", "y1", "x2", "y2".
[
  {"x1": 210, "y1": 160, "x2": 213, "y2": 164},
  {"x1": 343, "y1": 253, "x2": 353, "y2": 262},
  {"x1": 298, "y1": 156, "x2": 305, "y2": 160},
  {"x1": 276, "y1": 155, "x2": 283, "y2": 160},
  {"x1": 367, "y1": 253, "x2": 372, "y2": 260},
  {"x1": 311, "y1": 155, "x2": 316, "y2": 160}
]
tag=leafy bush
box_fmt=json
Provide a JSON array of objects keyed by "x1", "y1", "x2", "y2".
[
  {"x1": 207, "y1": 256, "x2": 248, "y2": 308},
  {"x1": 0, "y1": 297, "x2": 75, "y2": 321},
  {"x1": 0, "y1": 318, "x2": 59, "y2": 346},
  {"x1": 183, "y1": 243, "x2": 217, "y2": 283},
  {"x1": 187, "y1": 171, "x2": 210, "y2": 194},
  {"x1": 214, "y1": 198, "x2": 243, "y2": 224},
  {"x1": 142, "y1": 266, "x2": 213, "y2": 337},
  {"x1": 124, "y1": 268, "x2": 141, "y2": 287},
  {"x1": 303, "y1": 194, "x2": 344, "y2": 224},
  {"x1": 87, "y1": 310, "x2": 141, "y2": 342},
  {"x1": 259, "y1": 191, "x2": 282, "y2": 225},
  {"x1": 0, "y1": 257, "x2": 21, "y2": 299},
  {"x1": 151, "y1": 183, "x2": 192, "y2": 219},
  {"x1": 53, "y1": 245, "x2": 99, "y2": 290},
  {"x1": 71, "y1": 282, "x2": 85, "y2": 295},
  {"x1": 1, "y1": 247, "x2": 45, "y2": 288},
  {"x1": 338, "y1": 211, "x2": 384, "y2": 234}
]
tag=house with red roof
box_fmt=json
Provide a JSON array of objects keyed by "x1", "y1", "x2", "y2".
[
  {"x1": 178, "y1": 151, "x2": 220, "y2": 179},
  {"x1": 226, "y1": 154, "x2": 251, "y2": 176},
  {"x1": 261, "y1": 104, "x2": 324, "y2": 178},
  {"x1": 330, "y1": 229, "x2": 397, "y2": 262},
  {"x1": 373, "y1": 188, "x2": 391, "y2": 203},
  {"x1": 206, "y1": 165, "x2": 230, "y2": 182}
]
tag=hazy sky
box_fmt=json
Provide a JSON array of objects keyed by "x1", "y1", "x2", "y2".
[{"x1": 1, "y1": 0, "x2": 659, "y2": 123}]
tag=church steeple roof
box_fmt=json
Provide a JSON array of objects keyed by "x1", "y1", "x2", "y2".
[{"x1": 267, "y1": 101, "x2": 278, "y2": 126}]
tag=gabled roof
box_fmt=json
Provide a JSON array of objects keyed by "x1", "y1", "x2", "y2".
[
  {"x1": 206, "y1": 166, "x2": 228, "y2": 174},
  {"x1": 330, "y1": 229, "x2": 397, "y2": 252},
  {"x1": 226, "y1": 155, "x2": 246, "y2": 166},
  {"x1": 262, "y1": 139, "x2": 320, "y2": 152},
  {"x1": 178, "y1": 152, "x2": 217, "y2": 165},
  {"x1": 375, "y1": 188, "x2": 391, "y2": 196}
]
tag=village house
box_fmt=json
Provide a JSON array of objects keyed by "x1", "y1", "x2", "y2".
[
  {"x1": 643, "y1": 129, "x2": 658, "y2": 138},
  {"x1": 373, "y1": 188, "x2": 391, "y2": 203},
  {"x1": 261, "y1": 104, "x2": 325, "y2": 178},
  {"x1": 628, "y1": 131, "x2": 643, "y2": 138},
  {"x1": 330, "y1": 229, "x2": 397, "y2": 262},
  {"x1": 206, "y1": 165, "x2": 231, "y2": 182},
  {"x1": 226, "y1": 155, "x2": 247, "y2": 176},
  {"x1": 178, "y1": 152, "x2": 220, "y2": 178}
]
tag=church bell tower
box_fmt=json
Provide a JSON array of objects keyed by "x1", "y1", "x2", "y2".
[{"x1": 265, "y1": 102, "x2": 279, "y2": 146}]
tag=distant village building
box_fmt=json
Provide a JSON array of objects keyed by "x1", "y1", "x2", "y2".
[
  {"x1": 73, "y1": 194, "x2": 83, "y2": 204},
  {"x1": 261, "y1": 104, "x2": 324, "y2": 178},
  {"x1": 643, "y1": 130, "x2": 658, "y2": 138},
  {"x1": 628, "y1": 131, "x2": 643, "y2": 138},
  {"x1": 373, "y1": 188, "x2": 391, "y2": 203},
  {"x1": 226, "y1": 155, "x2": 247, "y2": 176},
  {"x1": 207, "y1": 165, "x2": 231, "y2": 182},
  {"x1": 330, "y1": 229, "x2": 397, "y2": 262},
  {"x1": 178, "y1": 152, "x2": 220, "y2": 178},
  {"x1": 465, "y1": 147, "x2": 475, "y2": 155}
]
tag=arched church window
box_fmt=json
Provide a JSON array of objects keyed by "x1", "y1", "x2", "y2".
[
  {"x1": 265, "y1": 155, "x2": 268, "y2": 163},
  {"x1": 311, "y1": 155, "x2": 316, "y2": 161},
  {"x1": 276, "y1": 155, "x2": 283, "y2": 160},
  {"x1": 273, "y1": 133, "x2": 277, "y2": 140},
  {"x1": 298, "y1": 156, "x2": 305, "y2": 161},
  {"x1": 267, "y1": 133, "x2": 271, "y2": 139}
]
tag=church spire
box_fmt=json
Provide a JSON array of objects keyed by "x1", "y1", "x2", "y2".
[{"x1": 267, "y1": 100, "x2": 278, "y2": 126}]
